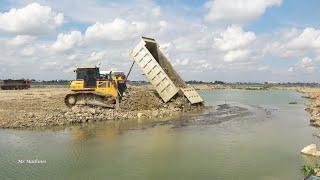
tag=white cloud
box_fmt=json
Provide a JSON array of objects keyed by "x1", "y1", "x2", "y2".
[
  {"x1": 159, "y1": 42, "x2": 172, "y2": 56},
  {"x1": 204, "y1": 0, "x2": 282, "y2": 24},
  {"x1": 288, "y1": 57, "x2": 316, "y2": 74},
  {"x1": 152, "y1": 6, "x2": 161, "y2": 17},
  {"x1": 298, "y1": 57, "x2": 316, "y2": 73},
  {"x1": 174, "y1": 59, "x2": 190, "y2": 66},
  {"x1": 0, "y1": 3, "x2": 64, "y2": 35},
  {"x1": 85, "y1": 18, "x2": 145, "y2": 41},
  {"x1": 224, "y1": 49, "x2": 250, "y2": 62},
  {"x1": 52, "y1": 31, "x2": 83, "y2": 52},
  {"x1": 288, "y1": 67, "x2": 294, "y2": 72},
  {"x1": 21, "y1": 47, "x2": 35, "y2": 56},
  {"x1": 172, "y1": 31, "x2": 213, "y2": 52},
  {"x1": 316, "y1": 51, "x2": 320, "y2": 61},
  {"x1": 257, "y1": 66, "x2": 269, "y2": 71},
  {"x1": 87, "y1": 51, "x2": 106, "y2": 63},
  {"x1": 213, "y1": 25, "x2": 255, "y2": 62},
  {"x1": 68, "y1": 54, "x2": 77, "y2": 60},
  {"x1": 287, "y1": 28, "x2": 320, "y2": 50},
  {"x1": 265, "y1": 27, "x2": 320, "y2": 59},
  {"x1": 6, "y1": 35, "x2": 35, "y2": 46},
  {"x1": 159, "y1": 20, "x2": 168, "y2": 33},
  {"x1": 39, "y1": 0, "x2": 162, "y2": 24},
  {"x1": 214, "y1": 25, "x2": 256, "y2": 51}
]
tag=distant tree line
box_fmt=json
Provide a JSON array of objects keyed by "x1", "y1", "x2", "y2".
[
  {"x1": 30, "y1": 79, "x2": 70, "y2": 85},
  {"x1": 186, "y1": 80, "x2": 225, "y2": 84}
]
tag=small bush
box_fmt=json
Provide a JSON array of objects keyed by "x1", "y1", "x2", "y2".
[
  {"x1": 289, "y1": 101, "x2": 298, "y2": 104},
  {"x1": 302, "y1": 165, "x2": 317, "y2": 177}
]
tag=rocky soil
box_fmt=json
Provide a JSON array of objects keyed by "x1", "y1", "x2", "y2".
[
  {"x1": 0, "y1": 84, "x2": 204, "y2": 129},
  {"x1": 298, "y1": 88, "x2": 320, "y2": 127}
]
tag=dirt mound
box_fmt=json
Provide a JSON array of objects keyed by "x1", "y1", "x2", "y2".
[
  {"x1": 120, "y1": 87, "x2": 164, "y2": 111},
  {"x1": 120, "y1": 85, "x2": 197, "y2": 112}
]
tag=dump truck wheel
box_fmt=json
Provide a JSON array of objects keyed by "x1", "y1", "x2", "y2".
[{"x1": 65, "y1": 94, "x2": 77, "y2": 108}]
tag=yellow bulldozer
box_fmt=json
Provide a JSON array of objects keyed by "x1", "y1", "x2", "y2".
[{"x1": 64, "y1": 66, "x2": 128, "y2": 108}]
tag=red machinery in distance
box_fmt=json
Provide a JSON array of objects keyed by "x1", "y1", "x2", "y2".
[{"x1": 0, "y1": 79, "x2": 30, "y2": 90}]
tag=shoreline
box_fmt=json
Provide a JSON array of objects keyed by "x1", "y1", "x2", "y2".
[
  {"x1": 0, "y1": 84, "x2": 205, "y2": 129},
  {"x1": 297, "y1": 88, "x2": 320, "y2": 127}
]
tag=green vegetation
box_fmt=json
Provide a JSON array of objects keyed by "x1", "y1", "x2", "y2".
[
  {"x1": 186, "y1": 80, "x2": 225, "y2": 84},
  {"x1": 243, "y1": 86, "x2": 269, "y2": 90},
  {"x1": 232, "y1": 84, "x2": 269, "y2": 90},
  {"x1": 302, "y1": 165, "x2": 317, "y2": 177},
  {"x1": 289, "y1": 101, "x2": 298, "y2": 104},
  {"x1": 30, "y1": 79, "x2": 70, "y2": 85},
  {"x1": 302, "y1": 95, "x2": 311, "y2": 99}
]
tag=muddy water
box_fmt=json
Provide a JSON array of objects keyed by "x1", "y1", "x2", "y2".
[{"x1": 0, "y1": 90, "x2": 318, "y2": 179}]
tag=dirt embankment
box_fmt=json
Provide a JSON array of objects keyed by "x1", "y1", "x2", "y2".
[
  {"x1": 0, "y1": 84, "x2": 203, "y2": 129},
  {"x1": 298, "y1": 88, "x2": 320, "y2": 127}
]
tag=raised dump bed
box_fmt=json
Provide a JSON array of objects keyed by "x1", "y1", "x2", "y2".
[{"x1": 130, "y1": 37, "x2": 203, "y2": 104}]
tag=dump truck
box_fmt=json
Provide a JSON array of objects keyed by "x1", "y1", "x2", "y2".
[
  {"x1": 0, "y1": 79, "x2": 30, "y2": 90},
  {"x1": 64, "y1": 67, "x2": 127, "y2": 108},
  {"x1": 130, "y1": 37, "x2": 203, "y2": 104}
]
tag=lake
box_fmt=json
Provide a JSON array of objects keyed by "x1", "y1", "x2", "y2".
[{"x1": 0, "y1": 89, "x2": 318, "y2": 179}]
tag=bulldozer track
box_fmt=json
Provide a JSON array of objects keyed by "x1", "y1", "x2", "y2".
[{"x1": 65, "y1": 92, "x2": 115, "y2": 108}]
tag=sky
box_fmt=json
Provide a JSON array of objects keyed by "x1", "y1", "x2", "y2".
[{"x1": 0, "y1": 0, "x2": 319, "y2": 82}]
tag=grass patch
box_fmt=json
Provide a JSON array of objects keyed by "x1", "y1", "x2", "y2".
[
  {"x1": 302, "y1": 165, "x2": 317, "y2": 177},
  {"x1": 289, "y1": 101, "x2": 298, "y2": 104}
]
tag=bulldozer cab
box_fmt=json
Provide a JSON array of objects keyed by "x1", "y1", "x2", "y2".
[{"x1": 75, "y1": 67, "x2": 99, "y2": 88}]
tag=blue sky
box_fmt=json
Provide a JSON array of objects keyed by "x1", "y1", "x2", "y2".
[
  {"x1": 0, "y1": 0, "x2": 319, "y2": 82},
  {"x1": 248, "y1": 0, "x2": 320, "y2": 33}
]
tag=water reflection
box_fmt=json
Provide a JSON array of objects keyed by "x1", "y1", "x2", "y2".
[{"x1": 69, "y1": 104, "x2": 254, "y2": 142}]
